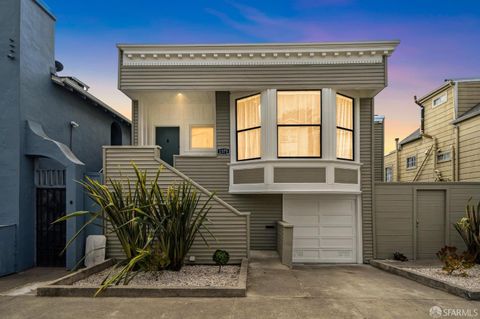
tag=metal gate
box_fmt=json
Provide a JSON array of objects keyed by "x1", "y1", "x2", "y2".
[{"x1": 36, "y1": 188, "x2": 66, "y2": 267}]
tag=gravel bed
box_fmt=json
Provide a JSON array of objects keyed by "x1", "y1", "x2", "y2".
[
  {"x1": 73, "y1": 265, "x2": 240, "y2": 287},
  {"x1": 404, "y1": 265, "x2": 480, "y2": 290}
]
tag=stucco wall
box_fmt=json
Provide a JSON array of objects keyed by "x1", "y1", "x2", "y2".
[{"x1": 0, "y1": 0, "x2": 131, "y2": 273}]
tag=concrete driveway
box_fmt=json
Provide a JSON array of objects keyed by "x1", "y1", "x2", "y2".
[{"x1": 0, "y1": 252, "x2": 478, "y2": 319}]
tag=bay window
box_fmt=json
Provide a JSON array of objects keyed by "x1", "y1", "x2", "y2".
[
  {"x1": 236, "y1": 94, "x2": 261, "y2": 161},
  {"x1": 277, "y1": 91, "x2": 321, "y2": 157},
  {"x1": 336, "y1": 94, "x2": 354, "y2": 160}
]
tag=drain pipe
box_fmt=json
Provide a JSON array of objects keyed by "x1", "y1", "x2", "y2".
[{"x1": 395, "y1": 138, "x2": 400, "y2": 181}]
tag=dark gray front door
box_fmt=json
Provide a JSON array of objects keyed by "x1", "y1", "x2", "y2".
[{"x1": 155, "y1": 127, "x2": 179, "y2": 166}]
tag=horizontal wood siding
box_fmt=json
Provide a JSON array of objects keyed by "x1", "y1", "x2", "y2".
[
  {"x1": 360, "y1": 98, "x2": 374, "y2": 261},
  {"x1": 373, "y1": 121, "x2": 384, "y2": 181},
  {"x1": 215, "y1": 91, "x2": 230, "y2": 149},
  {"x1": 103, "y1": 147, "x2": 249, "y2": 264},
  {"x1": 119, "y1": 64, "x2": 386, "y2": 91},
  {"x1": 175, "y1": 156, "x2": 282, "y2": 250},
  {"x1": 457, "y1": 81, "x2": 480, "y2": 117},
  {"x1": 374, "y1": 182, "x2": 480, "y2": 259},
  {"x1": 458, "y1": 116, "x2": 480, "y2": 181}
]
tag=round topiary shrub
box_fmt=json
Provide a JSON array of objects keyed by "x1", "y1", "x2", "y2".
[{"x1": 212, "y1": 249, "x2": 230, "y2": 273}]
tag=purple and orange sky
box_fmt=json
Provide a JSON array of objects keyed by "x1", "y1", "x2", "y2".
[{"x1": 48, "y1": 0, "x2": 480, "y2": 153}]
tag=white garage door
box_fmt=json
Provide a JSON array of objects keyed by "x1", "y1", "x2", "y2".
[{"x1": 284, "y1": 195, "x2": 357, "y2": 263}]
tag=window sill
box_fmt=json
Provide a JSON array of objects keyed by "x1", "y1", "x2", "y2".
[{"x1": 229, "y1": 158, "x2": 362, "y2": 167}]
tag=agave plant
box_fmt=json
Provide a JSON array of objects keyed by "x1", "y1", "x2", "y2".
[
  {"x1": 55, "y1": 163, "x2": 214, "y2": 294},
  {"x1": 454, "y1": 198, "x2": 480, "y2": 263}
]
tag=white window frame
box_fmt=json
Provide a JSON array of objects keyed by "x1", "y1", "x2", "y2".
[
  {"x1": 406, "y1": 156, "x2": 417, "y2": 169},
  {"x1": 437, "y1": 151, "x2": 451, "y2": 163},
  {"x1": 189, "y1": 124, "x2": 216, "y2": 151},
  {"x1": 432, "y1": 92, "x2": 448, "y2": 108},
  {"x1": 385, "y1": 167, "x2": 393, "y2": 182}
]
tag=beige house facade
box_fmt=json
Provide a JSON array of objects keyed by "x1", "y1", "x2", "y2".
[
  {"x1": 106, "y1": 41, "x2": 399, "y2": 265},
  {"x1": 384, "y1": 79, "x2": 480, "y2": 182}
]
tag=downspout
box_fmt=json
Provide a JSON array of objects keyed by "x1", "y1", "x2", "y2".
[
  {"x1": 454, "y1": 125, "x2": 460, "y2": 181},
  {"x1": 414, "y1": 96, "x2": 425, "y2": 135},
  {"x1": 395, "y1": 138, "x2": 400, "y2": 181}
]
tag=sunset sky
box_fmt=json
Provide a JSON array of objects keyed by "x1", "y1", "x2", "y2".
[{"x1": 47, "y1": 0, "x2": 480, "y2": 153}]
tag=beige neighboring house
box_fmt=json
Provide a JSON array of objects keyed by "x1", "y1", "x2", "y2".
[{"x1": 384, "y1": 78, "x2": 480, "y2": 182}]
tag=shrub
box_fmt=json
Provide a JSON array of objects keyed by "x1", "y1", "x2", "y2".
[
  {"x1": 212, "y1": 249, "x2": 230, "y2": 273},
  {"x1": 55, "y1": 163, "x2": 214, "y2": 294},
  {"x1": 154, "y1": 182, "x2": 214, "y2": 271},
  {"x1": 436, "y1": 246, "x2": 474, "y2": 276},
  {"x1": 393, "y1": 252, "x2": 408, "y2": 262},
  {"x1": 454, "y1": 199, "x2": 480, "y2": 263}
]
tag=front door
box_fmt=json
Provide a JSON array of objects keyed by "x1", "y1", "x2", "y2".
[
  {"x1": 36, "y1": 188, "x2": 66, "y2": 267},
  {"x1": 155, "y1": 127, "x2": 180, "y2": 166},
  {"x1": 416, "y1": 190, "x2": 446, "y2": 259}
]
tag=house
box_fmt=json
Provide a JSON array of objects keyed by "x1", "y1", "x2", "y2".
[
  {"x1": 105, "y1": 40, "x2": 399, "y2": 266},
  {"x1": 384, "y1": 79, "x2": 480, "y2": 182},
  {"x1": 0, "y1": 0, "x2": 131, "y2": 276}
]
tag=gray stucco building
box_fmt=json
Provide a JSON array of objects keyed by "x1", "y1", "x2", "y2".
[{"x1": 0, "y1": 0, "x2": 131, "y2": 275}]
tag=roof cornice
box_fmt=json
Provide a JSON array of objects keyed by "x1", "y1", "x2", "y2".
[{"x1": 118, "y1": 41, "x2": 399, "y2": 67}]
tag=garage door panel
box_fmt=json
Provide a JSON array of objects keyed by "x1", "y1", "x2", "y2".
[
  {"x1": 320, "y1": 238, "x2": 353, "y2": 249},
  {"x1": 293, "y1": 226, "x2": 318, "y2": 237},
  {"x1": 320, "y1": 226, "x2": 353, "y2": 237},
  {"x1": 319, "y1": 214, "x2": 353, "y2": 225},
  {"x1": 320, "y1": 249, "x2": 353, "y2": 261},
  {"x1": 289, "y1": 215, "x2": 318, "y2": 225},
  {"x1": 294, "y1": 249, "x2": 320, "y2": 260},
  {"x1": 294, "y1": 238, "x2": 320, "y2": 249}
]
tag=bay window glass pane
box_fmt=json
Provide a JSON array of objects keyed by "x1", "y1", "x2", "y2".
[
  {"x1": 277, "y1": 91, "x2": 321, "y2": 125},
  {"x1": 336, "y1": 94, "x2": 353, "y2": 129},
  {"x1": 191, "y1": 126, "x2": 214, "y2": 149},
  {"x1": 236, "y1": 95, "x2": 261, "y2": 131},
  {"x1": 278, "y1": 126, "x2": 320, "y2": 157},
  {"x1": 237, "y1": 128, "x2": 261, "y2": 160},
  {"x1": 337, "y1": 129, "x2": 353, "y2": 160}
]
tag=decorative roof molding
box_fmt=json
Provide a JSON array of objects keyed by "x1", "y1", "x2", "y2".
[{"x1": 118, "y1": 41, "x2": 399, "y2": 67}]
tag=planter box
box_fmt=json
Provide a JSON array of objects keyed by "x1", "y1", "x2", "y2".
[
  {"x1": 370, "y1": 259, "x2": 480, "y2": 300},
  {"x1": 37, "y1": 258, "x2": 248, "y2": 298}
]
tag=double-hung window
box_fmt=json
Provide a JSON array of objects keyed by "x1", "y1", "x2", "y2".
[
  {"x1": 277, "y1": 91, "x2": 321, "y2": 157},
  {"x1": 406, "y1": 156, "x2": 417, "y2": 169},
  {"x1": 336, "y1": 94, "x2": 354, "y2": 160},
  {"x1": 236, "y1": 94, "x2": 261, "y2": 161}
]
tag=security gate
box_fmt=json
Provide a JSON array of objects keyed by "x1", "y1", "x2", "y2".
[{"x1": 36, "y1": 188, "x2": 66, "y2": 267}]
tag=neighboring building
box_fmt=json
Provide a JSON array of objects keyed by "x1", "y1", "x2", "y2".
[
  {"x1": 373, "y1": 115, "x2": 385, "y2": 182},
  {"x1": 104, "y1": 40, "x2": 399, "y2": 265},
  {"x1": 0, "y1": 0, "x2": 131, "y2": 275},
  {"x1": 384, "y1": 79, "x2": 480, "y2": 182}
]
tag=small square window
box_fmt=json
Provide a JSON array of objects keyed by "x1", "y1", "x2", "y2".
[
  {"x1": 432, "y1": 93, "x2": 447, "y2": 108},
  {"x1": 190, "y1": 126, "x2": 214, "y2": 149},
  {"x1": 437, "y1": 151, "x2": 451, "y2": 163},
  {"x1": 406, "y1": 156, "x2": 417, "y2": 169}
]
